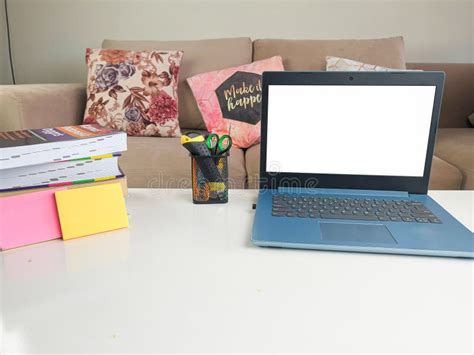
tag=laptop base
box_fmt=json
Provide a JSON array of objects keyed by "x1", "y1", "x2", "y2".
[{"x1": 251, "y1": 189, "x2": 474, "y2": 259}]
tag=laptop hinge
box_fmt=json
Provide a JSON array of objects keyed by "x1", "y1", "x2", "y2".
[{"x1": 277, "y1": 187, "x2": 409, "y2": 198}]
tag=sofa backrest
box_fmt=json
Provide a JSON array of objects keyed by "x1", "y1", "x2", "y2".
[
  {"x1": 101, "y1": 36, "x2": 471, "y2": 130},
  {"x1": 102, "y1": 37, "x2": 252, "y2": 130},
  {"x1": 253, "y1": 37, "x2": 406, "y2": 70},
  {"x1": 253, "y1": 38, "x2": 473, "y2": 128}
]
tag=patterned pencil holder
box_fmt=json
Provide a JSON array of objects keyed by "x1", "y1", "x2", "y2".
[{"x1": 191, "y1": 154, "x2": 229, "y2": 204}]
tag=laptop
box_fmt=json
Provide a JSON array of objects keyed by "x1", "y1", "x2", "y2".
[{"x1": 251, "y1": 71, "x2": 473, "y2": 258}]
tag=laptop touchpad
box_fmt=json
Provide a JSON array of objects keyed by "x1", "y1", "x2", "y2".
[{"x1": 320, "y1": 223, "x2": 397, "y2": 244}]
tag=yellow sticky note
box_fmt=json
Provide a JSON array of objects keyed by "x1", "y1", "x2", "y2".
[{"x1": 55, "y1": 183, "x2": 128, "y2": 240}]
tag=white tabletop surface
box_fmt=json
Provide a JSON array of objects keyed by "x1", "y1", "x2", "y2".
[{"x1": 1, "y1": 189, "x2": 473, "y2": 354}]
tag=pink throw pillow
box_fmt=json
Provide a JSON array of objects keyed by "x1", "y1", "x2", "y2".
[
  {"x1": 187, "y1": 56, "x2": 284, "y2": 148},
  {"x1": 83, "y1": 48, "x2": 183, "y2": 137}
]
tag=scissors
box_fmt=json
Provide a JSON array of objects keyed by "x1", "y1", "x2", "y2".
[
  {"x1": 205, "y1": 133, "x2": 232, "y2": 155},
  {"x1": 205, "y1": 133, "x2": 219, "y2": 155}
]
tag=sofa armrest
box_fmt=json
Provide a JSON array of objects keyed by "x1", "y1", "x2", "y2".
[
  {"x1": 407, "y1": 63, "x2": 474, "y2": 128},
  {"x1": 0, "y1": 84, "x2": 86, "y2": 131}
]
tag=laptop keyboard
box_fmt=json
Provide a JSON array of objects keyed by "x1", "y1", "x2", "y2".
[{"x1": 272, "y1": 195, "x2": 441, "y2": 223}]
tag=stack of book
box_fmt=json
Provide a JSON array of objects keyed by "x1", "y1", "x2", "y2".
[{"x1": 0, "y1": 124, "x2": 127, "y2": 197}]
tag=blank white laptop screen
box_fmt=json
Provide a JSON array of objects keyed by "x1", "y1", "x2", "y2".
[{"x1": 266, "y1": 85, "x2": 436, "y2": 177}]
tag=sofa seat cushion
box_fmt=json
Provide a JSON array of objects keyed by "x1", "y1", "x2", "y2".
[
  {"x1": 428, "y1": 156, "x2": 463, "y2": 190},
  {"x1": 119, "y1": 136, "x2": 246, "y2": 189},
  {"x1": 435, "y1": 128, "x2": 474, "y2": 189},
  {"x1": 245, "y1": 144, "x2": 463, "y2": 190},
  {"x1": 245, "y1": 144, "x2": 261, "y2": 189},
  {"x1": 253, "y1": 37, "x2": 406, "y2": 71},
  {"x1": 103, "y1": 38, "x2": 252, "y2": 130}
]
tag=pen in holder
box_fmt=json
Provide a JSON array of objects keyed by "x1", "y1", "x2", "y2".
[{"x1": 191, "y1": 153, "x2": 229, "y2": 204}]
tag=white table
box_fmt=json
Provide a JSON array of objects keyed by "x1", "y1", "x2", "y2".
[{"x1": 1, "y1": 189, "x2": 473, "y2": 353}]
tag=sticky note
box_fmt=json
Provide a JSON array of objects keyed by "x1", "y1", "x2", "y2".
[
  {"x1": 55, "y1": 183, "x2": 128, "y2": 240},
  {"x1": 0, "y1": 189, "x2": 63, "y2": 250}
]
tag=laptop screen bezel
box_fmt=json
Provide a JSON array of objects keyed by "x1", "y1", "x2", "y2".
[{"x1": 259, "y1": 71, "x2": 445, "y2": 194}]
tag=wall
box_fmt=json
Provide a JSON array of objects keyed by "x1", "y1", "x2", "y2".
[
  {"x1": 1, "y1": 0, "x2": 13, "y2": 84},
  {"x1": 3, "y1": 0, "x2": 474, "y2": 84}
]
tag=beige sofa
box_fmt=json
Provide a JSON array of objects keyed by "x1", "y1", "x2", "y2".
[{"x1": 1, "y1": 37, "x2": 473, "y2": 190}]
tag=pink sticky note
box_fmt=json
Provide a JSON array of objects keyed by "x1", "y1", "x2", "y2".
[{"x1": 0, "y1": 189, "x2": 63, "y2": 250}]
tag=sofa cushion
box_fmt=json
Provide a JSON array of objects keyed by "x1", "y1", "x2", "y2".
[
  {"x1": 428, "y1": 156, "x2": 463, "y2": 190},
  {"x1": 103, "y1": 38, "x2": 253, "y2": 130},
  {"x1": 245, "y1": 144, "x2": 463, "y2": 190},
  {"x1": 120, "y1": 136, "x2": 246, "y2": 189},
  {"x1": 435, "y1": 128, "x2": 474, "y2": 189},
  {"x1": 253, "y1": 37, "x2": 406, "y2": 71},
  {"x1": 245, "y1": 143, "x2": 261, "y2": 189}
]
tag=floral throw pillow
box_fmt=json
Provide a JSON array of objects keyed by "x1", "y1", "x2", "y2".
[
  {"x1": 83, "y1": 49, "x2": 183, "y2": 136},
  {"x1": 187, "y1": 56, "x2": 284, "y2": 148}
]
